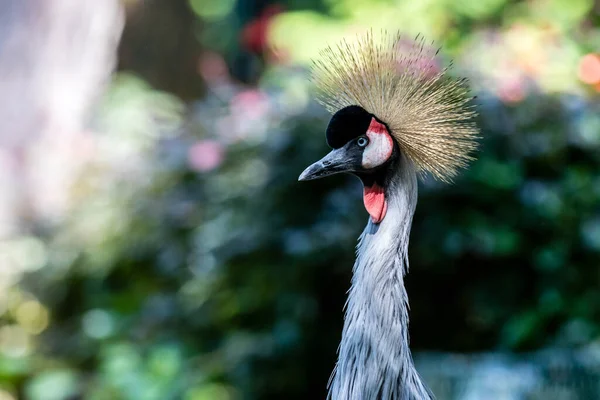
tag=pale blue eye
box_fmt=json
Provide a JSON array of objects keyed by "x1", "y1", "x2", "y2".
[{"x1": 357, "y1": 137, "x2": 369, "y2": 147}]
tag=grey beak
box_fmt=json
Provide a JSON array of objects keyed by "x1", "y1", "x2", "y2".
[{"x1": 298, "y1": 147, "x2": 356, "y2": 181}]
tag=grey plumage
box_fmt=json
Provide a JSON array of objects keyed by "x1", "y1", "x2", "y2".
[
  {"x1": 327, "y1": 153, "x2": 432, "y2": 400},
  {"x1": 301, "y1": 30, "x2": 479, "y2": 400}
]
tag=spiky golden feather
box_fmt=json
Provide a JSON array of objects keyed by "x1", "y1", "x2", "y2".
[{"x1": 311, "y1": 31, "x2": 480, "y2": 182}]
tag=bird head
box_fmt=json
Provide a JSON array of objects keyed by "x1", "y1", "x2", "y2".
[
  {"x1": 299, "y1": 105, "x2": 397, "y2": 223},
  {"x1": 299, "y1": 31, "x2": 479, "y2": 224}
]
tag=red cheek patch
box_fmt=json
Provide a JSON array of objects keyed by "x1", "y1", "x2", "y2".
[{"x1": 363, "y1": 183, "x2": 388, "y2": 224}]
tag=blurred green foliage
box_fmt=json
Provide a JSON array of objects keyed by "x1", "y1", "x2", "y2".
[{"x1": 0, "y1": 0, "x2": 599, "y2": 399}]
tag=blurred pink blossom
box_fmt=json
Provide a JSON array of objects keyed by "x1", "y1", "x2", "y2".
[
  {"x1": 187, "y1": 140, "x2": 224, "y2": 172},
  {"x1": 396, "y1": 38, "x2": 441, "y2": 80},
  {"x1": 230, "y1": 89, "x2": 270, "y2": 120},
  {"x1": 197, "y1": 52, "x2": 230, "y2": 84},
  {"x1": 578, "y1": 54, "x2": 600, "y2": 85},
  {"x1": 212, "y1": 89, "x2": 271, "y2": 143},
  {"x1": 497, "y1": 75, "x2": 527, "y2": 104}
]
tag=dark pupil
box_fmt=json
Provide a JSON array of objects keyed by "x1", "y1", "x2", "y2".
[{"x1": 358, "y1": 138, "x2": 367, "y2": 146}]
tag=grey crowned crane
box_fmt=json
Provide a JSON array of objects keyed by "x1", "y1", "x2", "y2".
[{"x1": 299, "y1": 32, "x2": 480, "y2": 400}]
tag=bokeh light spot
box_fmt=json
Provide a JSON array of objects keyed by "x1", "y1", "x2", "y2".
[
  {"x1": 197, "y1": 52, "x2": 229, "y2": 83},
  {"x1": 82, "y1": 309, "x2": 115, "y2": 339},
  {"x1": 25, "y1": 370, "x2": 79, "y2": 400},
  {"x1": 185, "y1": 384, "x2": 231, "y2": 400},
  {"x1": 15, "y1": 300, "x2": 49, "y2": 335},
  {"x1": 0, "y1": 390, "x2": 15, "y2": 400},
  {"x1": 0, "y1": 325, "x2": 30, "y2": 358},
  {"x1": 497, "y1": 76, "x2": 527, "y2": 104},
  {"x1": 578, "y1": 54, "x2": 600, "y2": 84},
  {"x1": 581, "y1": 217, "x2": 600, "y2": 251},
  {"x1": 189, "y1": 0, "x2": 235, "y2": 21},
  {"x1": 188, "y1": 140, "x2": 224, "y2": 172},
  {"x1": 12, "y1": 237, "x2": 47, "y2": 272}
]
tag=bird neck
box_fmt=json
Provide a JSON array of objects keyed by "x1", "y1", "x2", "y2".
[{"x1": 328, "y1": 153, "x2": 432, "y2": 400}]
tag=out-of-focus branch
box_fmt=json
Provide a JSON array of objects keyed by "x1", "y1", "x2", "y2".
[
  {"x1": 0, "y1": 0, "x2": 124, "y2": 234},
  {"x1": 0, "y1": 0, "x2": 124, "y2": 147},
  {"x1": 118, "y1": 0, "x2": 205, "y2": 100}
]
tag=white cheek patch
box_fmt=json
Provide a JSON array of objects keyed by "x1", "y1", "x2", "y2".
[{"x1": 361, "y1": 117, "x2": 394, "y2": 169}]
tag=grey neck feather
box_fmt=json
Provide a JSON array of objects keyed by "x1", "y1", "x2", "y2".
[{"x1": 327, "y1": 153, "x2": 433, "y2": 400}]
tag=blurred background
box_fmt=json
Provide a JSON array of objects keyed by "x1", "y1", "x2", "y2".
[{"x1": 0, "y1": 0, "x2": 599, "y2": 399}]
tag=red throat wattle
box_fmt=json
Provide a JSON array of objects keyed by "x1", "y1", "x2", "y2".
[{"x1": 363, "y1": 183, "x2": 387, "y2": 224}]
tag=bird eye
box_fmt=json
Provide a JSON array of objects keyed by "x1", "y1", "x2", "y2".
[{"x1": 357, "y1": 137, "x2": 369, "y2": 147}]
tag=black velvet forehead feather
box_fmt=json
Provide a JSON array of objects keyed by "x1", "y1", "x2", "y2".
[{"x1": 326, "y1": 105, "x2": 373, "y2": 149}]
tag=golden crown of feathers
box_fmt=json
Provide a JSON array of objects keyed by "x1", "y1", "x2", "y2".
[{"x1": 311, "y1": 31, "x2": 480, "y2": 182}]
